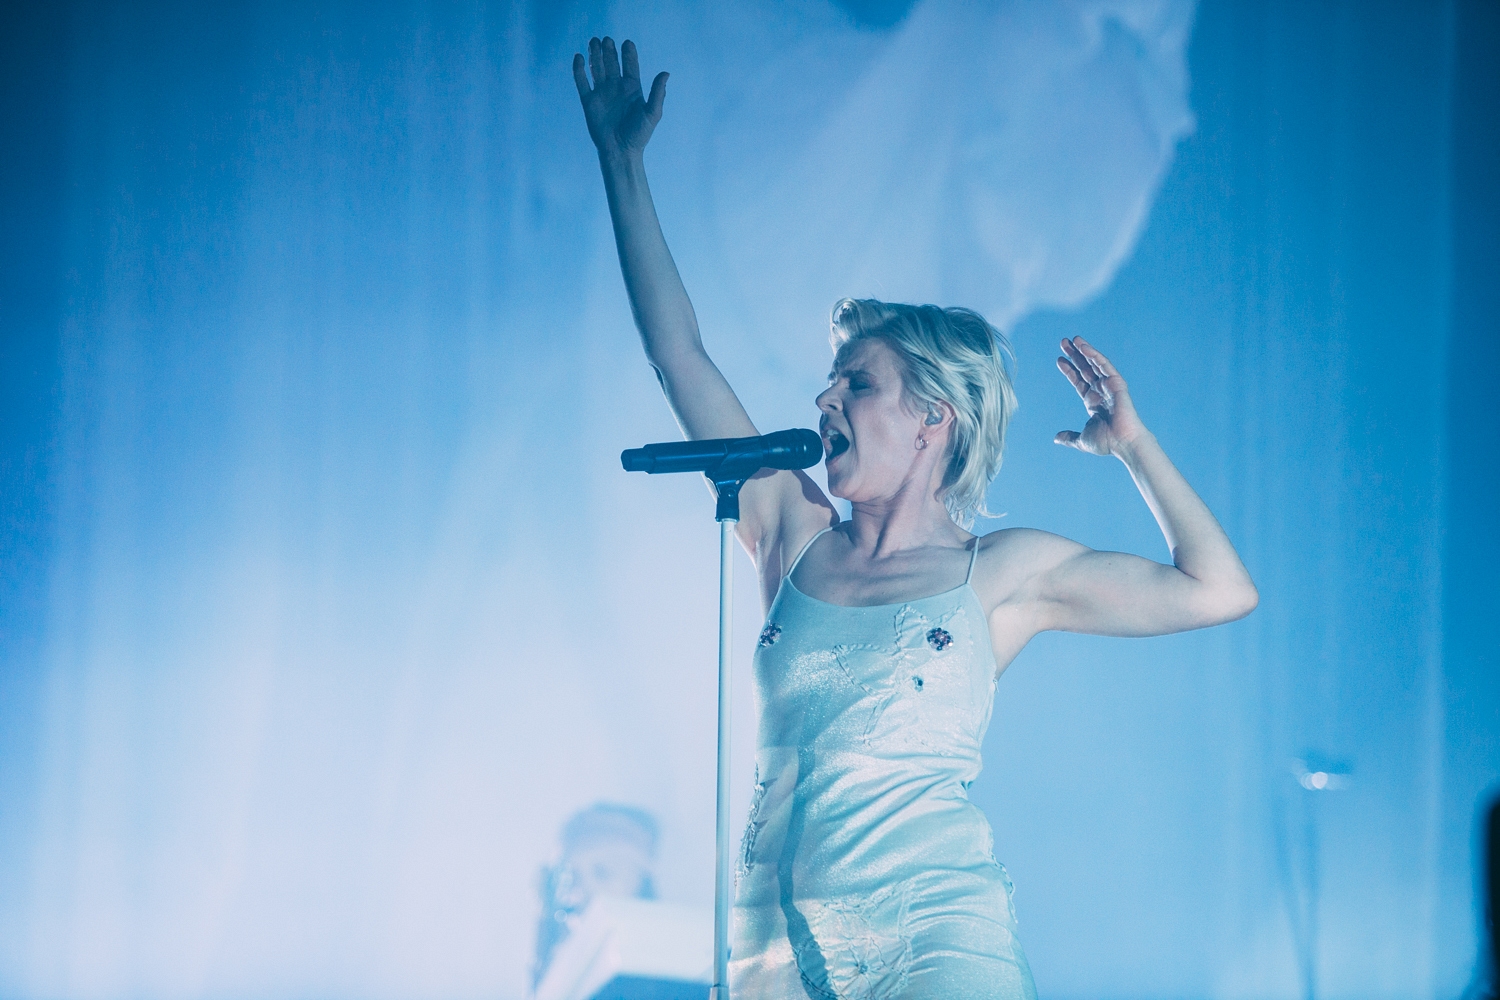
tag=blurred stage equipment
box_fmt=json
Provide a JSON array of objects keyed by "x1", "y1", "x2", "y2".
[
  {"x1": 534, "y1": 804, "x2": 663, "y2": 991},
  {"x1": 531, "y1": 897, "x2": 712, "y2": 1000},
  {"x1": 1280, "y1": 755, "x2": 1353, "y2": 1000},
  {"x1": 621, "y1": 428, "x2": 821, "y2": 999},
  {"x1": 1489, "y1": 794, "x2": 1498, "y2": 995},
  {"x1": 1291, "y1": 756, "x2": 1351, "y2": 792}
]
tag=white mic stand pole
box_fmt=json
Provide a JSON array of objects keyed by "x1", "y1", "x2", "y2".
[{"x1": 707, "y1": 477, "x2": 743, "y2": 1000}]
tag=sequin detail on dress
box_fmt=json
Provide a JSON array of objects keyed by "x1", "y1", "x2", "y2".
[
  {"x1": 759, "y1": 623, "x2": 782, "y2": 647},
  {"x1": 926, "y1": 627, "x2": 953, "y2": 651}
]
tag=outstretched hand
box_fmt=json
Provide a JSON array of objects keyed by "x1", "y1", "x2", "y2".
[
  {"x1": 573, "y1": 37, "x2": 668, "y2": 160},
  {"x1": 1054, "y1": 337, "x2": 1149, "y2": 457}
]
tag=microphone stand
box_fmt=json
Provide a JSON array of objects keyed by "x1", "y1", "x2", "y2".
[
  {"x1": 707, "y1": 474, "x2": 743, "y2": 1000},
  {"x1": 621, "y1": 429, "x2": 818, "y2": 1000}
]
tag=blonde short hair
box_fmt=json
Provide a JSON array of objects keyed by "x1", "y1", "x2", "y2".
[{"x1": 830, "y1": 298, "x2": 1018, "y2": 527}]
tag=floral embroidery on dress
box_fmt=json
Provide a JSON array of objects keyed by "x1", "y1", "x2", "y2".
[
  {"x1": 792, "y1": 882, "x2": 913, "y2": 1000},
  {"x1": 737, "y1": 768, "x2": 769, "y2": 882},
  {"x1": 849, "y1": 604, "x2": 975, "y2": 753},
  {"x1": 759, "y1": 623, "x2": 782, "y2": 647}
]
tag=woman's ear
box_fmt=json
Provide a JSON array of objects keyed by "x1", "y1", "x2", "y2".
[{"x1": 925, "y1": 400, "x2": 956, "y2": 428}]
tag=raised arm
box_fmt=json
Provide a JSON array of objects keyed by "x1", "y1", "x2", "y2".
[
  {"x1": 573, "y1": 38, "x2": 834, "y2": 588},
  {"x1": 573, "y1": 38, "x2": 747, "y2": 440},
  {"x1": 991, "y1": 338, "x2": 1258, "y2": 639}
]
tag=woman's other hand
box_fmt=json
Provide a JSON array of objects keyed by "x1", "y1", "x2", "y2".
[
  {"x1": 573, "y1": 37, "x2": 668, "y2": 162},
  {"x1": 1053, "y1": 337, "x2": 1148, "y2": 457}
]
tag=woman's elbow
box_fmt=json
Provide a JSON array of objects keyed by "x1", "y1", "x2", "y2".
[
  {"x1": 1185, "y1": 578, "x2": 1258, "y2": 628},
  {"x1": 1215, "y1": 580, "x2": 1259, "y2": 624}
]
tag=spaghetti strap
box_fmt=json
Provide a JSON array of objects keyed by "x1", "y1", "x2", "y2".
[
  {"x1": 787, "y1": 526, "x2": 834, "y2": 578},
  {"x1": 965, "y1": 534, "x2": 981, "y2": 584}
]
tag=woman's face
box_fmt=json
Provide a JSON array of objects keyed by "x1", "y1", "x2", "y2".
[{"x1": 816, "y1": 337, "x2": 936, "y2": 504}]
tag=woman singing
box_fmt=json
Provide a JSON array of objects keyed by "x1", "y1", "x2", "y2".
[{"x1": 573, "y1": 37, "x2": 1257, "y2": 1000}]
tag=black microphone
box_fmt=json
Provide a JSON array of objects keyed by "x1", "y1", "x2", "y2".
[{"x1": 621, "y1": 428, "x2": 822, "y2": 480}]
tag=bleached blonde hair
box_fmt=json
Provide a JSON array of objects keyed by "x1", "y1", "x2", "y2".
[{"x1": 829, "y1": 298, "x2": 1018, "y2": 528}]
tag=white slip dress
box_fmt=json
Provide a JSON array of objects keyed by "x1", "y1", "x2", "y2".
[{"x1": 731, "y1": 528, "x2": 1038, "y2": 1000}]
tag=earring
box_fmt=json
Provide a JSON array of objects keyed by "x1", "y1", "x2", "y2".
[{"x1": 915, "y1": 437, "x2": 927, "y2": 450}]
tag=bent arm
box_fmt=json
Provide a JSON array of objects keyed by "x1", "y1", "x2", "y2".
[
  {"x1": 1013, "y1": 337, "x2": 1257, "y2": 636},
  {"x1": 1030, "y1": 432, "x2": 1257, "y2": 636}
]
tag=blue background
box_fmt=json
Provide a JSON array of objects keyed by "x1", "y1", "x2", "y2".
[{"x1": 1, "y1": 2, "x2": 1496, "y2": 998}]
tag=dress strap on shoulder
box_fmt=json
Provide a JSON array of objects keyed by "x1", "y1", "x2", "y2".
[
  {"x1": 965, "y1": 534, "x2": 982, "y2": 584},
  {"x1": 788, "y1": 526, "x2": 834, "y2": 577}
]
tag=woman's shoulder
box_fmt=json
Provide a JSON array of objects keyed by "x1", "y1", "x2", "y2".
[
  {"x1": 970, "y1": 526, "x2": 1088, "y2": 606},
  {"x1": 973, "y1": 524, "x2": 1072, "y2": 555}
]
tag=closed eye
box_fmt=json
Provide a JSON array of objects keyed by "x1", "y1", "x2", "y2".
[{"x1": 830, "y1": 366, "x2": 873, "y2": 391}]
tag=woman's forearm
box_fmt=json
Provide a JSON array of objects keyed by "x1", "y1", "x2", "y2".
[
  {"x1": 576, "y1": 39, "x2": 756, "y2": 444},
  {"x1": 595, "y1": 150, "x2": 757, "y2": 442},
  {"x1": 598, "y1": 151, "x2": 702, "y2": 365},
  {"x1": 1115, "y1": 432, "x2": 1258, "y2": 614}
]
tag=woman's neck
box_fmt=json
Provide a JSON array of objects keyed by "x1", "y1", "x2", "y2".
[{"x1": 844, "y1": 487, "x2": 966, "y2": 558}]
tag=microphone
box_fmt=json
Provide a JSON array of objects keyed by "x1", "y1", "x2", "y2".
[{"x1": 621, "y1": 428, "x2": 822, "y2": 480}]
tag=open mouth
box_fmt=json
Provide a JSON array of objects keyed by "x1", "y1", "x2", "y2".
[{"x1": 825, "y1": 429, "x2": 850, "y2": 461}]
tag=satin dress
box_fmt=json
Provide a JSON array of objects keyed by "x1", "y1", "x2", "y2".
[{"x1": 730, "y1": 529, "x2": 1037, "y2": 1000}]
